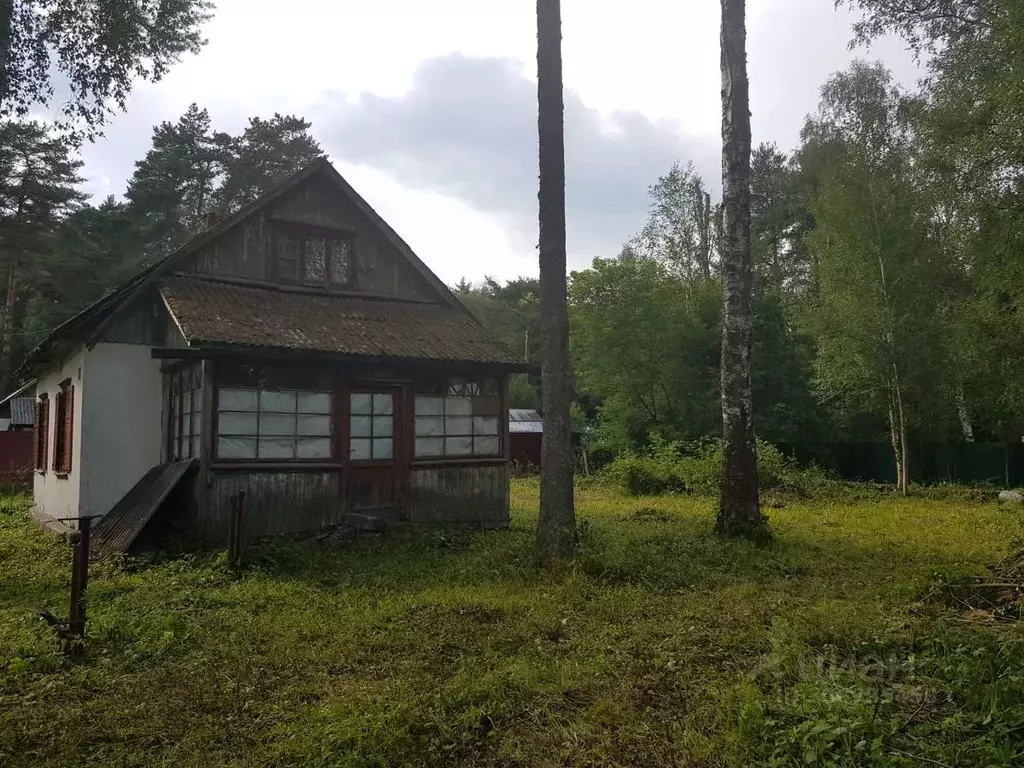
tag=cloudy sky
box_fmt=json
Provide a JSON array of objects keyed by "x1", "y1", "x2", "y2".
[{"x1": 69, "y1": 0, "x2": 920, "y2": 284}]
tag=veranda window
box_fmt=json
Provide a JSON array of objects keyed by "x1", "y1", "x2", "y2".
[
  {"x1": 168, "y1": 365, "x2": 202, "y2": 461},
  {"x1": 216, "y1": 365, "x2": 333, "y2": 461},
  {"x1": 349, "y1": 392, "x2": 394, "y2": 461},
  {"x1": 414, "y1": 379, "x2": 500, "y2": 458}
]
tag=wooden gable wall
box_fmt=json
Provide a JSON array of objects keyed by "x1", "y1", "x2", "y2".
[{"x1": 179, "y1": 174, "x2": 440, "y2": 302}]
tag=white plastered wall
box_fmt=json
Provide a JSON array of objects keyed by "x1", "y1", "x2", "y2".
[
  {"x1": 32, "y1": 345, "x2": 86, "y2": 521},
  {"x1": 80, "y1": 343, "x2": 164, "y2": 519},
  {"x1": 33, "y1": 342, "x2": 164, "y2": 520}
]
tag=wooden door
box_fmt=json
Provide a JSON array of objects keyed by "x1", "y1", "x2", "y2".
[{"x1": 344, "y1": 388, "x2": 404, "y2": 518}]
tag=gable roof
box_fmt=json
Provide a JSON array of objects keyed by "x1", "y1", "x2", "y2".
[
  {"x1": 161, "y1": 276, "x2": 525, "y2": 366},
  {"x1": 18, "y1": 159, "x2": 517, "y2": 377}
]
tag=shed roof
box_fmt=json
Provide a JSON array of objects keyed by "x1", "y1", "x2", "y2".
[
  {"x1": 161, "y1": 276, "x2": 525, "y2": 366},
  {"x1": 9, "y1": 397, "x2": 34, "y2": 426},
  {"x1": 509, "y1": 408, "x2": 543, "y2": 433}
]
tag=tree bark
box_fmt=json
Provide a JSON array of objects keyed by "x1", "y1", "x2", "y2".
[
  {"x1": 0, "y1": 257, "x2": 18, "y2": 391},
  {"x1": 534, "y1": 0, "x2": 575, "y2": 564},
  {"x1": 716, "y1": 0, "x2": 766, "y2": 541}
]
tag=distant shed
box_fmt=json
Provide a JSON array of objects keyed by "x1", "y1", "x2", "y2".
[{"x1": 509, "y1": 409, "x2": 543, "y2": 468}]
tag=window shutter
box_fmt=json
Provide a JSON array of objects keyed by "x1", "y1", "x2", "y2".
[
  {"x1": 32, "y1": 402, "x2": 40, "y2": 469},
  {"x1": 41, "y1": 399, "x2": 49, "y2": 471},
  {"x1": 63, "y1": 385, "x2": 74, "y2": 473},
  {"x1": 52, "y1": 390, "x2": 62, "y2": 472}
]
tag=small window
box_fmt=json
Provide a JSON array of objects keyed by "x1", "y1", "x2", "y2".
[
  {"x1": 350, "y1": 392, "x2": 394, "y2": 461},
  {"x1": 52, "y1": 381, "x2": 74, "y2": 475},
  {"x1": 414, "y1": 379, "x2": 500, "y2": 458},
  {"x1": 274, "y1": 228, "x2": 352, "y2": 289},
  {"x1": 33, "y1": 395, "x2": 49, "y2": 471}
]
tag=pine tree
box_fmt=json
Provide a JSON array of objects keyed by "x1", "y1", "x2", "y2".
[
  {"x1": 216, "y1": 114, "x2": 323, "y2": 210},
  {"x1": 534, "y1": 0, "x2": 576, "y2": 564},
  {"x1": 126, "y1": 103, "x2": 221, "y2": 250},
  {"x1": 0, "y1": 120, "x2": 86, "y2": 387}
]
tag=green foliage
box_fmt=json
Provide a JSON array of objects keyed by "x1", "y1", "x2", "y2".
[
  {"x1": 215, "y1": 114, "x2": 324, "y2": 210},
  {"x1": 0, "y1": 0, "x2": 213, "y2": 132},
  {"x1": 2, "y1": 484, "x2": 1023, "y2": 766},
  {"x1": 604, "y1": 435, "x2": 831, "y2": 497}
]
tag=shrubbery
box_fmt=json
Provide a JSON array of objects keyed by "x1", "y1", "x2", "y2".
[{"x1": 604, "y1": 435, "x2": 832, "y2": 497}]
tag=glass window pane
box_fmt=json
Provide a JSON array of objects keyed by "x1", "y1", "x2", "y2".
[
  {"x1": 297, "y1": 437, "x2": 332, "y2": 459},
  {"x1": 298, "y1": 391, "x2": 331, "y2": 414},
  {"x1": 474, "y1": 416, "x2": 499, "y2": 435},
  {"x1": 415, "y1": 437, "x2": 444, "y2": 457},
  {"x1": 277, "y1": 232, "x2": 300, "y2": 280},
  {"x1": 445, "y1": 436, "x2": 473, "y2": 456},
  {"x1": 261, "y1": 390, "x2": 297, "y2": 412},
  {"x1": 259, "y1": 437, "x2": 295, "y2": 459},
  {"x1": 415, "y1": 416, "x2": 444, "y2": 436},
  {"x1": 475, "y1": 436, "x2": 500, "y2": 456},
  {"x1": 329, "y1": 239, "x2": 350, "y2": 285},
  {"x1": 350, "y1": 415, "x2": 372, "y2": 437},
  {"x1": 219, "y1": 388, "x2": 258, "y2": 411},
  {"x1": 260, "y1": 413, "x2": 296, "y2": 436},
  {"x1": 415, "y1": 395, "x2": 443, "y2": 416},
  {"x1": 445, "y1": 416, "x2": 473, "y2": 436},
  {"x1": 350, "y1": 438, "x2": 372, "y2": 460},
  {"x1": 304, "y1": 235, "x2": 327, "y2": 284},
  {"x1": 373, "y1": 415, "x2": 393, "y2": 437},
  {"x1": 298, "y1": 415, "x2": 331, "y2": 436},
  {"x1": 445, "y1": 396, "x2": 472, "y2": 416},
  {"x1": 191, "y1": 435, "x2": 202, "y2": 458},
  {"x1": 372, "y1": 438, "x2": 393, "y2": 460},
  {"x1": 218, "y1": 436, "x2": 257, "y2": 459},
  {"x1": 218, "y1": 412, "x2": 258, "y2": 435},
  {"x1": 372, "y1": 394, "x2": 393, "y2": 415},
  {"x1": 350, "y1": 393, "x2": 372, "y2": 414},
  {"x1": 181, "y1": 413, "x2": 192, "y2": 438}
]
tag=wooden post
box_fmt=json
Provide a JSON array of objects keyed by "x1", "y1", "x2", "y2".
[
  {"x1": 227, "y1": 489, "x2": 247, "y2": 568},
  {"x1": 67, "y1": 516, "x2": 95, "y2": 655}
]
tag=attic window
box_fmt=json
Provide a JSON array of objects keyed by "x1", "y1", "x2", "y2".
[{"x1": 273, "y1": 227, "x2": 352, "y2": 288}]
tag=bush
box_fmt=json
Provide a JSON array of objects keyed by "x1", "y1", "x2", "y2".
[{"x1": 604, "y1": 436, "x2": 831, "y2": 497}]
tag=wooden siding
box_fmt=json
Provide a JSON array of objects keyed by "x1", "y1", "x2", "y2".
[
  {"x1": 406, "y1": 463, "x2": 509, "y2": 527},
  {"x1": 99, "y1": 289, "x2": 167, "y2": 345},
  {"x1": 197, "y1": 469, "x2": 342, "y2": 542},
  {"x1": 182, "y1": 176, "x2": 438, "y2": 301}
]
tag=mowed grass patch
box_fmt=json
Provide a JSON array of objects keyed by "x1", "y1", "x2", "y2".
[{"x1": 1, "y1": 480, "x2": 1022, "y2": 767}]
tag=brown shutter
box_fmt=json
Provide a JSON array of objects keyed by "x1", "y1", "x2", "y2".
[
  {"x1": 52, "y1": 390, "x2": 62, "y2": 472},
  {"x1": 40, "y1": 399, "x2": 49, "y2": 471},
  {"x1": 32, "y1": 402, "x2": 40, "y2": 469},
  {"x1": 63, "y1": 385, "x2": 74, "y2": 473}
]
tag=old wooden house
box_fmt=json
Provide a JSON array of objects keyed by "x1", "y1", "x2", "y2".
[{"x1": 20, "y1": 159, "x2": 528, "y2": 549}]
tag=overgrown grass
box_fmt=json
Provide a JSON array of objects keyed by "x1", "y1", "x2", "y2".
[
  {"x1": 2, "y1": 481, "x2": 1023, "y2": 766},
  {"x1": 603, "y1": 436, "x2": 833, "y2": 497}
]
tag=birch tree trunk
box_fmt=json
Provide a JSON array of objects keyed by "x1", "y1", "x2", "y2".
[
  {"x1": 716, "y1": 0, "x2": 767, "y2": 541},
  {"x1": 534, "y1": 0, "x2": 575, "y2": 564}
]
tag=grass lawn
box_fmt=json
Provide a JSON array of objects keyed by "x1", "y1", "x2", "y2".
[{"x1": 2, "y1": 480, "x2": 1023, "y2": 767}]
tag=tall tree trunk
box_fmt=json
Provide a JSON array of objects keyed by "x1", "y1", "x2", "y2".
[
  {"x1": 0, "y1": 0, "x2": 13, "y2": 110},
  {"x1": 716, "y1": 0, "x2": 766, "y2": 541},
  {"x1": 0, "y1": 257, "x2": 18, "y2": 391},
  {"x1": 534, "y1": 0, "x2": 575, "y2": 564},
  {"x1": 696, "y1": 189, "x2": 712, "y2": 280},
  {"x1": 956, "y1": 383, "x2": 974, "y2": 442}
]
